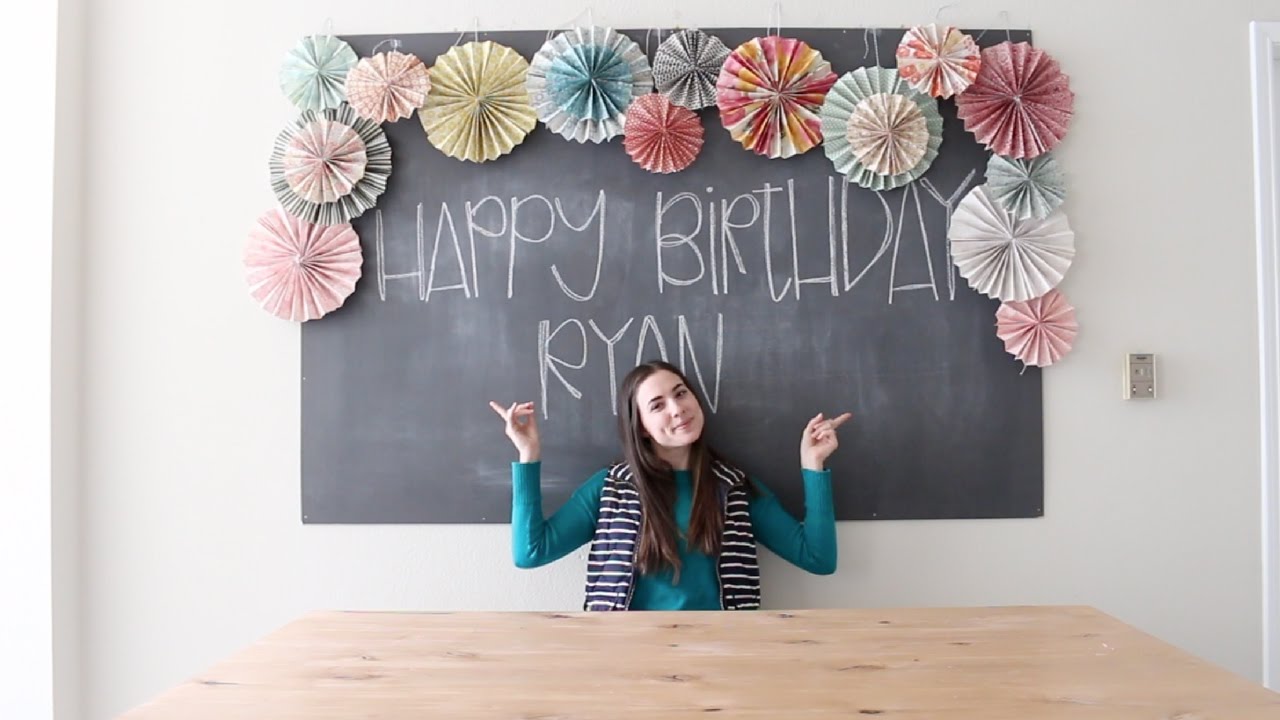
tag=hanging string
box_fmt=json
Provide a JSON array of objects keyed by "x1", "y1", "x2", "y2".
[
  {"x1": 765, "y1": 1, "x2": 782, "y2": 36},
  {"x1": 321, "y1": 18, "x2": 334, "y2": 38},
  {"x1": 473, "y1": 17, "x2": 480, "y2": 43},
  {"x1": 644, "y1": 27, "x2": 665, "y2": 62},
  {"x1": 371, "y1": 38, "x2": 401, "y2": 55},
  {"x1": 935, "y1": 3, "x2": 958, "y2": 24},
  {"x1": 1001, "y1": 10, "x2": 1013, "y2": 43}
]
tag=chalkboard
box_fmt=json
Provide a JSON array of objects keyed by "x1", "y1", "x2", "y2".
[{"x1": 301, "y1": 27, "x2": 1041, "y2": 524}]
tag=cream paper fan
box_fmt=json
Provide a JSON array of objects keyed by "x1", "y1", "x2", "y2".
[
  {"x1": 420, "y1": 41, "x2": 536, "y2": 162},
  {"x1": 949, "y1": 184, "x2": 1075, "y2": 302}
]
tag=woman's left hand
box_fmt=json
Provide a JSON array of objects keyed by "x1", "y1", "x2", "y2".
[{"x1": 800, "y1": 412, "x2": 852, "y2": 471}]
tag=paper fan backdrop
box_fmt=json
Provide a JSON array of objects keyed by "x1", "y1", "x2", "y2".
[
  {"x1": 624, "y1": 93, "x2": 704, "y2": 173},
  {"x1": 995, "y1": 289, "x2": 1078, "y2": 367},
  {"x1": 820, "y1": 67, "x2": 942, "y2": 190},
  {"x1": 244, "y1": 207, "x2": 363, "y2": 322},
  {"x1": 949, "y1": 184, "x2": 1075, "y2": 302},
  {"x1": 653, "y1": 29, "x2": 731, "y2": 110},
  {"x1": 421, "y1": 41, "x2": 537, "y2": 162},
  {"x1": 280, "y1": 34, "x2": 358, "y2": 112},
  {"x1": 956, "y1": 41, "x2": 1074, "y2": 159},
  {"x1": 895, "y1": 24, "x2": 981, "y2": 98},
  {"x1": 527, "y1": 27, "x2": 653, "y2": 143},
  {"x1": 344, "y1": 50, "x2": 430, "y2": 123},
  {"x1": 986, "y1": 153, "x2": 1066, "y2": 220},
  {"x1": 270, "y1": 103, "x2": 391, "y2": 225},
  {"x1": 717, "y1": 36, "x2": 837, "y2": 158}
]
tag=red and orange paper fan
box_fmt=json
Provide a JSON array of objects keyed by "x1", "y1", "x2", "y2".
[
  {"x1": 716, "y1": 36, "x2": 837, "y2": 159},
  {"x1": 623, "y1": 94, "x2": 704, "y2": 173},
  {"x1": 994, "y1": 288, "x2": 1078, "y2": 367},
  {"x1": 955, "y1": 41, "x2": 1074, "y2": 159}
]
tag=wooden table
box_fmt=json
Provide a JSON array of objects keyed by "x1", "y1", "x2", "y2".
[{"x1": 119, "y1": 606, "x2": 1280, "y2": 719}]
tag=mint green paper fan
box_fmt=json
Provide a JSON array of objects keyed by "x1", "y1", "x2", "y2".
[
  {"x1": 986, "y1": 153, "x2": 1067, "y2": 220},
  {"x1": 280, "y1": 34, "x2": 358, "y2": 112},
  {"x1": 820, "y1": 67, "x2": 943, "y2": 191}
]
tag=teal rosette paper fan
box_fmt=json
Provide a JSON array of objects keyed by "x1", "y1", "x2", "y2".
[
  {"x1": 820, "y1": 67, "x2": 943, "y2": 191},
  {"x1": 526, "y1": 27, "x2": 653, "y2": 143},
  {"x1": 280, "y1": 34, "x2": 358, "y2": 111},
  {"x1": 986, "y1": 153, "x2": 1067, "y2": 220}
]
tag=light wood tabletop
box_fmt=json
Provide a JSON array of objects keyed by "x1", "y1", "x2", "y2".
[{"x1": 118, "y1": 605, "x2": 1280, "y2": 719}]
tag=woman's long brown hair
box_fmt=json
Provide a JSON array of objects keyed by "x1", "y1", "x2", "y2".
[{"x1": 618, "y1": 360, "x2": 725, "y2": 579}]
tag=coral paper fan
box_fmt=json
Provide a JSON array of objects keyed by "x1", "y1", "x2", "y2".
[
  {"x1": 623, "y1": 93, "x2": 704, "y2": 173},
  {"x1": 955, "y1": 41, "x2": 1074, "y2": 159},
  {"x1": 653, "y1": 29, "x2": 731, "y2": 110},
  {"x1": 895, "y1": 24, "x2": 981, "y2": 98},
  {"x1": 995, "y1": 289, "x2": 1078, "y2": 367},
  {"x1": 244, "y1": 207, "x2": 363, "y2": 322},
  {"x1": 716, "y1": 36, "x2": 838, "y2": 159},
  {"x1": 344, "y1": 50, "x2": 430, "y2": 123},
  {"x1": 420, "y1": 41, "x2": 536, "y2": 162}
]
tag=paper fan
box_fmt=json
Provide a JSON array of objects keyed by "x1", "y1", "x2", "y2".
[
  {"x1": 344, "y1": 50, "x2": 430, "y2": 123},
  {"x1": 421, "y1": 41, "x2": 536, "y2": 162},
  {"x1": 995, "y1": 289, "x2": 1078, "y2": 367},
  {"x1": 653, "y1": 29, "x2": 731, "y2": 110},
  {"x1": 527, "y1": 27, "x2": 653, "y2": 143},
  {"x1": 270, "y1": 103, "x2": 391, "y2": 225},
  {"x1": 280, "y1": 34, "x2": 358, "y2": 111},
  {"x1": 949, "y1": 185, "x2": 1075, "y2": 302},
  {"x1": 624, "y1": 93, "x2": 704, "y2": 173},
  {"x1": 986, "y1": 153, "x2": 1066, "y2": 220},
  {"x1": 955, "y1": 41, "x2": 1074, "y2": 159},
  {"x1": 820, "y1": 67, "x2": 942, "y2": 190},
  {"x1": 717, "y1": 36, "x2": 838, "y2": 158},
  {"x1": 244, "y1": 207, "x2": 363, "y2": 322},
  {"x1": 281, "y1": 118, "x2": 367, "y2": 204},
  {"x1": 895, "y1": 24, "x2": 981, "y2": 99}
]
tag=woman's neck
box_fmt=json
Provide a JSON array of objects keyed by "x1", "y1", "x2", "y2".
[{"x1": 655, "y1": 445, "x2": 692, "y2": 471}]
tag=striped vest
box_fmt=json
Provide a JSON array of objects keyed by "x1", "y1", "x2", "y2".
[{"x1": 583, "y1": 460, "x2": 762, "y2": 611}]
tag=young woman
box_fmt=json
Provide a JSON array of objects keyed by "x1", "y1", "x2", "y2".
[{"x1": 489, "y1": 360, "x2": 850, "y2": 611}]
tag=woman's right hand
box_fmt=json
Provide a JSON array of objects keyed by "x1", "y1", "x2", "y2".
[{"x1": 488, "y1": 401, "x2": 541, "y2": 463}]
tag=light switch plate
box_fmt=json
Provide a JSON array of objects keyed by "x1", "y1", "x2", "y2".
[{"x1": 1124, "y1": 353, "x2": 1156, "y2": 399}]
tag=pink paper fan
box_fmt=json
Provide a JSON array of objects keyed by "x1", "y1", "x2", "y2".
[
  {"x1": 955, "y1": 41, "x2": 1074, "y2": 159},
  {"x1": 344, "y1": 50, "x2": 430, "y2": 123},
  {"x1": 716, "y1": 36, "x2": 838, "y2": 158},
  {"x1": 245, "y1": 207, "x2": 363, "y2": 322},
  {"x1": 624, "y1": 93, "x2": 704, "y2": 174},
  {"x1": 895, "y1": 24, "x2": 981, "y2": 99},
  {"x1": 995, "y1": 288, "x2": 1078, "y2": 367},
  {"x1": 282, "y1": 118, "x2": 368, "y2": 204}
]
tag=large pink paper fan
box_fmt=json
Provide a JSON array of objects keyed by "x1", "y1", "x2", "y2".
[
  {"x1": 245, "y1": 207, "x2": 363, "y2": 322},
  {"x1": 955, "y1": 41, "x2": 1074, "y2": 159},
  {"x1": 624, "y1": 93, "x2": 704, "y2": 173},
  {"x1": 995, "y1": 288, "x2": 1078, "y2": 367}
]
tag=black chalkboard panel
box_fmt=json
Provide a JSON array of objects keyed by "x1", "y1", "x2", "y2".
[{"x1": 301, "y1": 27, "x2": 1041, "y2": 524}]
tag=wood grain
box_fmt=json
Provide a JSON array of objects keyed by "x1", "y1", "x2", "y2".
[{"x1": 118, "y1": 606, "x2": 1280, "y2": 719}]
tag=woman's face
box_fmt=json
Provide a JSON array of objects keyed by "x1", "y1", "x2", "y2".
[{"x1": 633, "y1": 369, "x2": 704, "y2": 450}]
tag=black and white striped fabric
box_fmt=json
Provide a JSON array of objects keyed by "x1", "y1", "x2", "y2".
[{"x1": 583, "y1": 460, "x2": 761, "y2": 611}]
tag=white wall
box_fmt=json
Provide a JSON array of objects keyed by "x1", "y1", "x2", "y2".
[
  {"x1": 82, "y1": 1, "x2": 1279, "y2": 718},
  {"x1": 4, "y1": 1, "x2": 58, "y2": 719}
]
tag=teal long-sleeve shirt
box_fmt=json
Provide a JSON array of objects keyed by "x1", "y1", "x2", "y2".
[{"x1": 511, "y1": 462, "x2": 837, "y2": 610}]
